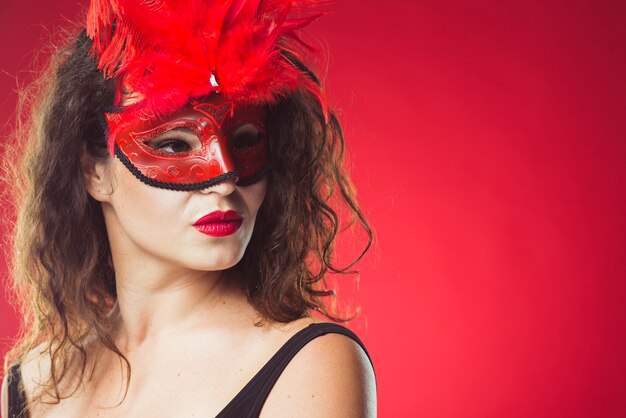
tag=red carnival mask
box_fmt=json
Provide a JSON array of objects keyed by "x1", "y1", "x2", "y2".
[
  {"x1": 106, "y1": 97, "x2": 268, "y2": 191},
  {"x1": 88, "y1": 0, "x2": 324, "y2": 191}
]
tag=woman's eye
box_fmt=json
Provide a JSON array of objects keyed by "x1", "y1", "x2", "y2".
[
  {"x1": 232, "y1": 123, "x2": 262, "y2": 149},
  {"x1": 151, "y1": 139, "x2": 193, "y2": 153},
  {"x1": 144, "y1": 127, "x2": 201, "y2": 153}
]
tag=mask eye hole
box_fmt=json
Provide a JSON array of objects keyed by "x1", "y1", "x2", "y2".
[
  {"x1": 145, "y1": 128, "x2": 202, "y2": 154},
  {"x1": 231, "y1": 123, "x2": 262, "y2": 149},
  {"x1": 153, "y1": 139, "x2": 192, "y2": 153}
]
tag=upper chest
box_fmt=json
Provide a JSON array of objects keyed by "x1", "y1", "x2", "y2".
[{"x1": 28, "y1": 329, "x2": 293, "y2": 418}]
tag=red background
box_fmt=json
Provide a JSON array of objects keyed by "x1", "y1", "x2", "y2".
[{"x1": 2, "y1": 1, "x2": 626, "y2": 417}]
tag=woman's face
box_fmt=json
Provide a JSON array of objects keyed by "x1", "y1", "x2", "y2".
[
  {"x1": 88, "y1": 94, "x2": 268, "y2": 274},
  {"x1": 96, "y1": 159, "x2": 267, "y2": 273}
]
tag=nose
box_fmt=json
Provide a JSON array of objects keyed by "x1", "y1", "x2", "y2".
[{"x1": 198, "y1": 174, "x2": 239, "y2": 195}]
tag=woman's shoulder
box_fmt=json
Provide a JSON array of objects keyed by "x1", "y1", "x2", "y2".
[
  {"x1": 260, "y1": 318, "x2": 376, "y2": 418},
  {"x1": 4, "y1": 343, "x2": 56, "y2": 413},
  {"x1": 1, "y1": 368, "x2": 9, "y2": 418},
  {"x1": 1, "y1": 345, "x2": 46, "y2": 418}
]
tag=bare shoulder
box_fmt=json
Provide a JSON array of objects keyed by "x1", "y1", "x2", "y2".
[
  {"x1": 1, "y1": 346, "x2": 47, "y2": 418},
  {"x1": 12, "y1": 344, "x2": 53, "y2": 406},
  {"x1": 2, "y1": 370, "x2": 9, "y2": 418},
  {"x1": 261, "y1": 322, "x2": 377, "y2": 418}
]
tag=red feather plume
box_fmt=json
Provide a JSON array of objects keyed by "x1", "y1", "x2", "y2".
[{"x1": 87, "y1": 0, "x2": 327, "y2": 137}]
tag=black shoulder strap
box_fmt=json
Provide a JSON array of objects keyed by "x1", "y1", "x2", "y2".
[
  {"x1": 6, "y1": 364, "x2": 28, "y2": 418},
  {"x1": 216, "y1": 322, "x2": 373, "y2": 418}
]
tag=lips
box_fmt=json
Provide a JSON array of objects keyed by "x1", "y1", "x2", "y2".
[{"x1": 193, "y1": 210, "x2": 243, "y2": 237}]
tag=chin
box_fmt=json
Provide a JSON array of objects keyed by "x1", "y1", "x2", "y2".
[{"x1": 183, "y1": 249, "x2": 246, "y2": 272}]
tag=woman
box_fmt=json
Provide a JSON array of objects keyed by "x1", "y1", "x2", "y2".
[{"x1": 1, "y1": 0, "x2": 376, "y2": 417}]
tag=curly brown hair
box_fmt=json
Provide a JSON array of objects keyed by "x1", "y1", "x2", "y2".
[{"x1": 2, "y1": 29, "x2": 372, "y2": 403}]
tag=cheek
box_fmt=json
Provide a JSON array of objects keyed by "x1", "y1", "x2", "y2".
[
  {"x1": 109, "y1": 161, "x2": 188, "y2": 231},
  {"x1": 242, "y1": 178, "x2": 268, "y2": 218}
]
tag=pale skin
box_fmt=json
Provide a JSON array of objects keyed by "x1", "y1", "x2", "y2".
[{"x1": 1, "y1": 139, "x2": 376, "y2": 417}]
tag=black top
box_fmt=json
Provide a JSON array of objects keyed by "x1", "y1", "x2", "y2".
[
  {"x1": 6, "y1": 362, "x2": 27, "y2": 418},
  {"x1": 6, "y1": 323, "x2": 373, "y2": 418}
]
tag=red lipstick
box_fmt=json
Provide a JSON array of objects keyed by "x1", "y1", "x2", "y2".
[{"x1": 193, "y1": 210, "x2": 243, "y2": 237}]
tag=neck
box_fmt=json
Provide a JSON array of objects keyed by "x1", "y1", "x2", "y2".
[
  {"x1": 99, "y1": 202, "x2": 258, "y2": 352},
  {"x1": 109, "y1": 256, "x2": 254, "y2": 353}
]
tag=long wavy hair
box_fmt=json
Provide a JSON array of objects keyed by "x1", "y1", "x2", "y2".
[{"x1": 2, "y1": 29, "x2": 372, "y2": 403}]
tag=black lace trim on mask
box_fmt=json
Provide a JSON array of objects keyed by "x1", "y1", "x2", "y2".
[
  {"x1": 114, "y1": 143, "x2": 246, "y2": 191},
  {"x1": 235, "y1": 166, "x2": 269, "y2": 186}
]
